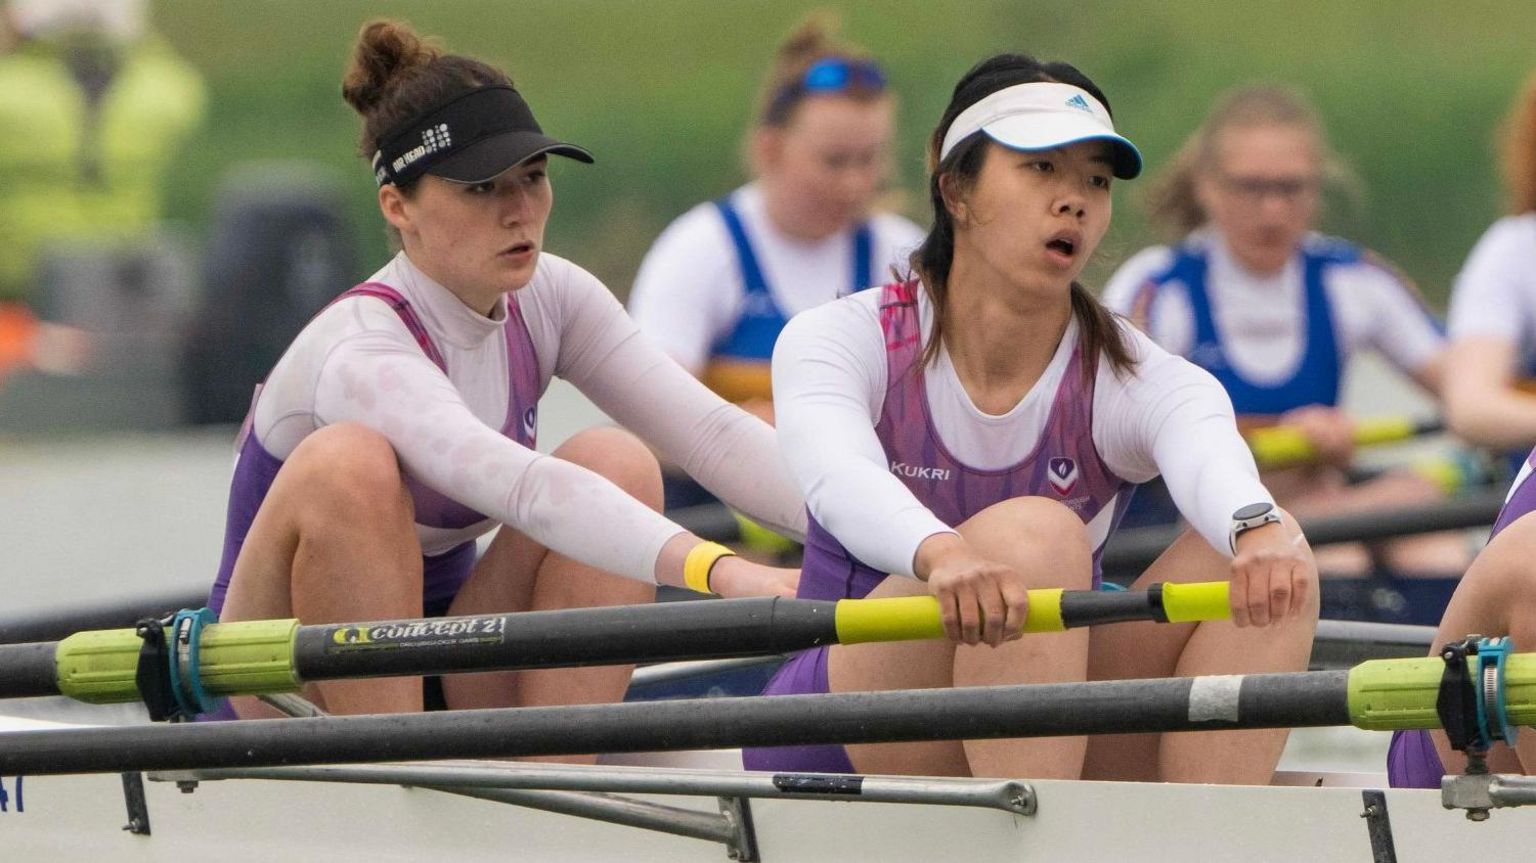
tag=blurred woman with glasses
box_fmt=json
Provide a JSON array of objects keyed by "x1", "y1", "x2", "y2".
[
  {"x1": 627, "y1": 13, "x2": 921, "y2": 489},
  {"x1": 1103, "y1": 85, "x2": 1463, "y2": 606}
]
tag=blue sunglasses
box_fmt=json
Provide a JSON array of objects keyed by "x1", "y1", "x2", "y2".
[
  {"x1": 802, "y1": 57, "x2": 887, "y2": 92},
  {"x1": 765, "y1": 57, "x2": 888, "y2": 123}
]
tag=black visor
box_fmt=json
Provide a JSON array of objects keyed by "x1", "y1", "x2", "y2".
[{"x1": 372, "y1": 85, "x2": 593, "y2": 188}]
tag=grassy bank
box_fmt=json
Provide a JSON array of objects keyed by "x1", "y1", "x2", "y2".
[{"x1": 153, "y1": 0, "x2": 1536, "y2": 303}]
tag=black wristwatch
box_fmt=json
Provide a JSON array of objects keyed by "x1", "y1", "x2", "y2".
[{"x1": 1229, "y1": 502, "x2": 1282, "y2": 553}]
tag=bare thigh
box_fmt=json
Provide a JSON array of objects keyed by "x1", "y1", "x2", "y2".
[
  {"x1": 832, "y1": 496, "x2": 1094, "y2": 779},
  {"x1": 1084, "y1": 520, "x2": 1318, "y2": 784},
  {"x1": 220, "y1": 423, "x2": 422, "y2": 717},
  {"x1": 440, "y1": 426, "x2": 661, "y2": 728}
]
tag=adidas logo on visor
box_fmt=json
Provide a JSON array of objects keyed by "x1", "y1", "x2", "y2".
[{"x1": 1065, "y1": 94, "x2": 1092, "y2": 112}]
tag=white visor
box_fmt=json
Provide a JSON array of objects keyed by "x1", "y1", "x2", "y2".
[{"x1": 939, "y1": 82, "x2": 1142, "y2": 179}]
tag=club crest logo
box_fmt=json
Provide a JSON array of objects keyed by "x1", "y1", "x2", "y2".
[
  {"x1": 523, "y1": 406, "x2": 538, "y2": 438},
  {"x1": 1047, "y1": 457, "x2": 1079, "y2": 496}
]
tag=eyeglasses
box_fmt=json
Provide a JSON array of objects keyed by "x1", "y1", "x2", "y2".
[
  {"x1": 1214, "y1": 173, "x2": 1321, "y2": 203},
  {"x1": 764, "y1": 57, "x2": 888, "y2": 124}
]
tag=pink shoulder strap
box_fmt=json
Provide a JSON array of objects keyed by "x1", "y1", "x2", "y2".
[{"x1": 336, "y1": 282, "x2": 448, "y2": 373}]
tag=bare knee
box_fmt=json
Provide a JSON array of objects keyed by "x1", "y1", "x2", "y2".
[
  {"x1": 283, "y1": 423, "x2": 411, "y2": 522},
  {"x1": 959, "y1": 497, "x2": 1092, "y2": 588},
  {"x1": 961, "y1": 496, "x2": 1084, "y2": 540},
  {"x1": 552, "y1": 426, "x2": 663, "y2": 511}
]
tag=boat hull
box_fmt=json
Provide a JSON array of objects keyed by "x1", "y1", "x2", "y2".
[{"x1": 1, "y1": 754, "x2": 1530, "y2": 861}]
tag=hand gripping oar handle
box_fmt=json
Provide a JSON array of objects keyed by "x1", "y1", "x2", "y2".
[
  {"x1": 833, "y1": 581, "x2": 1231, "y2": 643},
  {"x1": 1247, "y1": 417, "x2": 1443, "y2": 469},
  {"x1": 10, "y1": 582, "x2": 1233, "y2": 706}
]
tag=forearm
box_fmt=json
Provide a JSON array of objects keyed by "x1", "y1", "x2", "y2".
[
  {"x1": 1445, "y1": 388, "x2": 1536, "y2": 450},
  {"x1": 1441, "y1": 336, "x2": 1535, "y2": 449},
  {"x1": 580, "y1": 338, "x2": 806, "y2": 538},
  {"x1": 661, "y1": 397, "x2": 805, "y2": 538},
  {"x1": 1147, "y1": 389, "x2": 1275, "y2": 556}
]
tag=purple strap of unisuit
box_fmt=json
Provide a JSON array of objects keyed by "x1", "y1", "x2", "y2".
[{"x1": 338, "y1": 282, "x2": 448, "y2": 372}]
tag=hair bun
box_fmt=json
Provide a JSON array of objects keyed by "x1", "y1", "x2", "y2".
[
  {"x1": 775, "y1": 9, "x2": 839, "y2": 63},
  {"x1": 341, "y1": 19, "x2": 441, "y2": 117}
]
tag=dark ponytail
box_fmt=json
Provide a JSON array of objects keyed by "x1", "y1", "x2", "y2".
[{"x1": 910, "y1": 54, "x2": 1137, "y2": 378}]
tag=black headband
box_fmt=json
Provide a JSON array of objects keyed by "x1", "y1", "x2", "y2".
[{"x1": 371, "y1": 85, "x2": 592, "y2": 188}]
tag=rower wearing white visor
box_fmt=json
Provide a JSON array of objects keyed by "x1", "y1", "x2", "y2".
[
  {"x1": 207, "y1": 20, "x2": 804, "y2": 747},
  {"x1": 745, "y1": 54, "x2": 1318, "y2": 784}
]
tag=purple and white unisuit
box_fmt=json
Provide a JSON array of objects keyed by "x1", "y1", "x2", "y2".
[
  {"x1": 209, "y1": 251, "x2": 807, "y2": 617},
  {"x1": 745, "y1": 280, "x2": 1274, "y2": 774}
]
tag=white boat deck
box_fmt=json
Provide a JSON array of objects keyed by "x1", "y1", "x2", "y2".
[{"x1": 0, "y1": 715, "x2": 1528, "y2": 863}]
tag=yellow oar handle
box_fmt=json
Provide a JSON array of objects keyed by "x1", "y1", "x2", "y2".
[
  {"x1": 833, "y1": 591, "x2": 1064, "y2": 643},
  {"x1": 832, "y1": 581, "x2": 1232, "y2": 644},
  {"x1": 1246, "y1": 416, "x2": 1422, "y2": 468},
  {"x1": 1159, "y1": 581, "x2": 1232, "y2": 623}
]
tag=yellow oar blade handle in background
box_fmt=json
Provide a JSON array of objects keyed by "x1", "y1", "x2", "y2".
[
  {"x1": 1352, "y1": 417, "x2": 1424, "y2": 447},
  {"x1": 1246, "y1": 426, "x2": 1314, "y2": 467},
  {"x1": 1246, "y1": 416, "x2": 1423, "y2": 469}
]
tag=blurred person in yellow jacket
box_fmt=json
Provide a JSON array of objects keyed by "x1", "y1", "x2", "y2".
[{"x1": 0, "y1": 0, "x2": 203, "y2": 381}]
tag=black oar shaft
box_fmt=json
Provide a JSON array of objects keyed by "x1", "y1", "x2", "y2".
[
  {"x1": 0, "y1": 641, "x2": 58, "y2": 698},
  {"x1": 0, "y1": 671, "x2": 1351, "y2": 776},
  {"x1": 3, "y1": 586, "x2": 1231, "y2": 704},
  {"x1": 1059, "y1": 588, "x2": 1166, "y2": 627},
  {"x1": 293, "y1": 597, "x2": 836, "y2": 682}
]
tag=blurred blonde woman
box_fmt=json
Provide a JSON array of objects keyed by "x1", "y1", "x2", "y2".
[
  {"x1": 1103, "y1": 85, "x2": 1464, "y2": 597},
  {"x1": 627, "y1": 13, "x2": 921, "y2": 462}
]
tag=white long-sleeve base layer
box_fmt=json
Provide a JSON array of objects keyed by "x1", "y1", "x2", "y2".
[
  {"x1": 250, "y1": 251, "x2": 806, "y2": 584},
  {"x1": 1101, "y1": 229, "x2": 1444, "y2": 381},
  {"x1": 771, "y1": 287, "x2": 1275, "y2": 577}
]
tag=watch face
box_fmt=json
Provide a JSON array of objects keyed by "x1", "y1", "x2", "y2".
[{"x1": 1234, "y1": 502, "x2": 1275, "y2": 521}]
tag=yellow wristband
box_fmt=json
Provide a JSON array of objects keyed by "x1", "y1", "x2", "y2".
[{"x1": 683, "y1": 541, "x2": 736, "y2": 594}]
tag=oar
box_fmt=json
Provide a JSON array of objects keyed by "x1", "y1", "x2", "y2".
[
  {"x1": 0, "y1": 582, "x2": 1232, "y2": 705},
  {"x1": 1246, "y1": 416, "x2": 1444, "y2": 470},
  {"x1": 0, "y1": 648, "x2": 1530, "y2": 777}
]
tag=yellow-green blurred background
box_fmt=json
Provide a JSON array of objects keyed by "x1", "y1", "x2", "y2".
[{"x1": 155, "y1": 0, "x2": 1535, "y2": 303}]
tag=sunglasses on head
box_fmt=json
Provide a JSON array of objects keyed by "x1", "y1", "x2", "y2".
[{"x1": 764, "y1": 57, "x2": 888, "y2": 124}]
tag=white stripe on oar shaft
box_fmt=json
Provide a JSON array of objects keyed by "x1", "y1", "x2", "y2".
[{"x1": 1187, "y1": 675, "x2": 1244, "y2": 722}]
